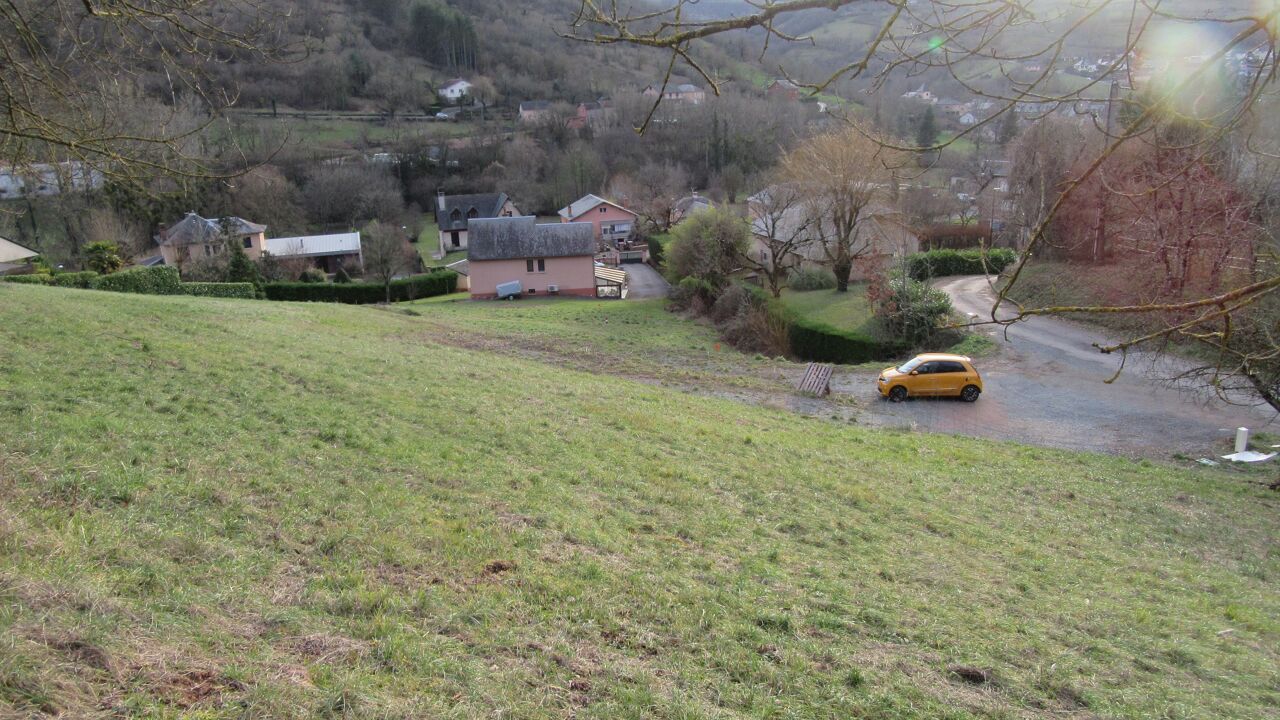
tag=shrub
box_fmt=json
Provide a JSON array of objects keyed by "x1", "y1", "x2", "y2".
[
  {"x1": 334, "y1": 266, "x2": 352, "y2": 283},
  {"x1": 787, "y1": 266, "x2": 838, "y2": 291},
  {"x1": 664, "y1": 209, "x2": 749, "y2": 289},
  {"x1": 52, "y1": 271, "x2": 99, "y2": 288},
  {"x1": 905, "y1": 247, "x2": 1017, "y2": 280},
  {"x1": 709, "y1": 283, "x2": 750, "y2": 324},
  {"x1": 1, "y1": 273, "x2": 53, "y2": 284},
  {"x1": 299, "y1": 267, "x2": 328, "y2": 283},
  {"x1": 875, "y1": 277, "x2": 953, "y2": 346},
  {"x1": 263, "y1": 271, "x2": 456, "y2": 304},
  {"x1": 647, "y1": 233, "x2": 667, "y2": 268},
  {"x1": 84, "y1": 241, "x2": 124, "y2": 274},
  {"x1": 668, "y1": 276, "x2": 718, "y2": 312},
  {"x1": 89, "y1": 266, "x2": 182, "y2": 295},
  {"x1": 180, "y1": 282, "x2": 257, "y2": 299}
]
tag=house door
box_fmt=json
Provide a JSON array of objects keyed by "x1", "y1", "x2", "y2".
[{"x1": 450, "y1": 231, "x2": 460, "y2": 247}]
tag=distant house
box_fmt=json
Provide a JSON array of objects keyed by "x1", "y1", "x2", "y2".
[
  {"x1": 466, "y1": 217, "x2": 597, "y2": 299},
  {"x1": 435, "y1": 192, "x2": 519, "y2": 256},
  {"x1": 767, "y1": 79, "x2": 803, "y2": 102},
  {"x1": 901, "y1": 84, "x2": 936, "y2": 103},
  {"x1": 557, "y1": 194, "x2": 638, "y2": 243},
  {"x1": 958, "y1": 112, "x2": 978, "y2": 126},
  {"x1": 437, "y1": 78, "x2": 473, "y2": 102},
  {"x1": 0, "y1": 161, "x2": 103, "y2": 199},
  {"x1": 672, "y1": 192, "x2": 713, "y2": 224},
  {"x1": 264, "y1": 232, "x2": 363, "y2": 274},
  {"x1": 156, "y1": 213, "x2": 267, "y2": 267},
  {"x1": 518, "y1": 100, "x2": 552, "y2": 123},
  {"x1": 939, "y1": 98, "x2": 970, "y2": 116},
  {"x1": 566, "y1": 100, "x2": 615, "y2": 130},
  {"x1": 0, "y1": 236, "x2": 39, "y2": 275},
  {"x1": 641, "y1": 82, "x2": 705, "y2": 104}
]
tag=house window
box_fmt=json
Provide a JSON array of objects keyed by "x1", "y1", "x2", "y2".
[
  {"x1": 203, "y1": 244, "x2": 214, "y2": 257},
  {"x1": 598, "y1": 207, "x2": 606, "y2": 213},
  {"x1": 242, "y1": 237, "x2": 253, "y2": 249},
  {"x1": 467, "y1": 208, "x2": 479, "y2": 219},
  {"x1": 526, "y1": 258, "x2": 545, "y2": 273},
  {"x1": 450, "y1": 208, "x2": 462, "y2": 222}
]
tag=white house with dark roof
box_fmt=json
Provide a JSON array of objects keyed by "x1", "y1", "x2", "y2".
[
  {"x1": 466, "y1": 217, "x2": 597, "y2": 299},
  {"x1": 438, "y1": 78, "x2": 473, "y2": 102},
  {"x1": 435, "y1": 192, "x2": 519, "y2": 256}
]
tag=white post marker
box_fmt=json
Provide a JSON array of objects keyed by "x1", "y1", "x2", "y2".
[{"x1": 1222, "y1": 426, "x2": 1277, "y2": 463}]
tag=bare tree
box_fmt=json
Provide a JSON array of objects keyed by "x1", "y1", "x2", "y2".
[
  {"x1": 362, "y1": 220, "x2": 413, "y2": 303},
  {"x1": 743, "y1": 184, "x2": 814, "y2": 298},
  {"x1": 0, "y1": 1, "x2": 292, "y2": 193},
  {"x1": 782, "y1": 128, "x2": 896, "y2": 292}
]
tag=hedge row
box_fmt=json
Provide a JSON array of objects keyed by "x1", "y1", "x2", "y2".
[
  {"x1": 52, "y1": 271, "x2": 100, "y2": 288},
  {"x1": 181, "y1": 282, "x2": 257, "y2": 299},
  {"x1": 90, "y1": 266, "x2": 183, "y2": 295},
  {"x1": 0, "y1": 274, "x2": 53, "y2": 285},
  {"x1": 905, "y1": 247, "x2": 1017, "y2": 280},
  {"x1": 263, "y1": 271, "x2": 457, "y2": 304},
  {"x1": 742, "y1": 285, "x2": 905, "y2": 364}
]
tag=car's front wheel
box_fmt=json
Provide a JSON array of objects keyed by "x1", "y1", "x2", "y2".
[
  {"x1": 961, "y1": 385, "x2": 981, "y2": 402},
  {"x1": 888, "y1": 386, "x2": 908, "y2": 403}
]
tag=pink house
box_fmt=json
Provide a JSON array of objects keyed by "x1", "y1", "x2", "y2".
[
  {"x1": 466, "y1": 217, "x2": 597, "y2": 299},
  {"x1": 557, "y1": 194, "x2": 638, "y2": 243},
  {"x1": 156, "y1": 213, "x2": 267, "y2": 268}
]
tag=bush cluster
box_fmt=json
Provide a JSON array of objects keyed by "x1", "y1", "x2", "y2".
[
  {"x1": 263, "y1": 271, "x2": 457, "y2": 304},
  {"x1": 875, "y1": 277, "x2": 953, "y2": 346},
  {"x1": 52, "y1": 271, "x2": 100, "y2": 288},
  {"x1": 90, "y1": 266, "x2": 183, "y2": 295},
  {"x1": 905, "y1": 247, "x2": 1017, "y2": 280},
  {"x1": 180, "y1": 282, "x2": 257, "y2": 299},
  {"x1": 787, "y1": 267, "x2": 838, "y2": 291}
]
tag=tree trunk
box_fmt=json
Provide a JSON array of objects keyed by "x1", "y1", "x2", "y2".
[
  {"x1": 385, "y1": 280, "x2": 392, "y2": 304},
  {"x1": 833, "y1": 259, "x2": 852, "y2": 292}
]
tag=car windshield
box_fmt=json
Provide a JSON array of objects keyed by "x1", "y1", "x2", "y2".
[{"x1": 896, "y1": 358, "x2": 924, "y2": 373}]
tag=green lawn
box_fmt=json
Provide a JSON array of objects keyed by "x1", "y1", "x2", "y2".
[
  {"x1": 1, "y1": 284, "x2": 1278, "y2": 718},
  {"x1": 780, "y1": 286, "x2": 874, "y2": 330}
]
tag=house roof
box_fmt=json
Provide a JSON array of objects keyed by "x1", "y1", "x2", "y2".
[
  {"x1": 440, "y1": 78, "x2": 471, "y2": 90},
  {"x1": 436, "y1": 193, "x2": 510, "y2": 232},
  {"x1": 675, "y1": 84, "x2": 701, "y2": 93},
  {"x1": 519, "y1": 100, "x2": 551, "y2": 112},
  {"x1": 445, "y1": 258, "x2": 469, "y2": 276},
  {"x1": 674, "y1": 194, "x2": 713, "y2": 214},
  {"x1": 0, "y1": 236, "x2": 38, "y2": 264},
  {"x1": 265, "y1": 232, "x2": 362, "y2": 258},
  {"x1": 159, "y1": 213, "x2": 266, "y2": 247},
  {"x1": 557, "y1": 194, "x2": 634, "y2": 220},
  {"x1": 467, "y1": 217, "x2": 595, "y2": 261},
  {"x1": 594, "y1": 265, "x2": 627, "y2": 286}
]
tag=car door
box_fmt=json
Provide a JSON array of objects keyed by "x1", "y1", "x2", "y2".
[
  {"x1": 933, "y1": 361, "x2": 966, "y2": 395},
  {"x1": 911, "y1": 362, "x2": 943, "y2": 395}
]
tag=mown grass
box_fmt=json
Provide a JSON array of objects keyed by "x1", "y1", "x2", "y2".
[
  {"x1": 779, "y1": 286, "x2": 874, "y2": 331},
  {"x1": 1, "y1": 284, "x2": 1278, "y2": 719}
]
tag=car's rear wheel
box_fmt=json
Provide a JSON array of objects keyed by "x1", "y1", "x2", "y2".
[
  {"x1": 888, "y1": 386, "x2": 908, "y2": 403},
  {"x1": 961, "y1": 385, "x2": 981, "y2": 402}
]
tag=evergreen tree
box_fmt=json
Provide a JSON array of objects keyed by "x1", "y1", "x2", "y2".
[
  {"x1": 998, "y1": 109, "x2": 1019, "y2": 146},
  {"x1": 225, "y1": 238, "x2": 261, "y2": 287},
  {"x1": 915, "y1": 106, "x2": 938, "y2": 149}
]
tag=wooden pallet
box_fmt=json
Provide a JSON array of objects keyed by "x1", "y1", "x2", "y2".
[{"x1": 797, "y1": 362, "x2": 833, "y2": 397}]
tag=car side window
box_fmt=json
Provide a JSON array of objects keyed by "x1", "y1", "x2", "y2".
[
  {"x1": 916, "y1": 362, "x2": 935, "y2": 374},
  {"x1": 939, "y1": 361, "x2": 966, "y2": 373}
]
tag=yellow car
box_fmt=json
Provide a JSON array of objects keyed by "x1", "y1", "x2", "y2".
[{"x1": 877, "y1": 353, "x2": 983, "y2": 402}]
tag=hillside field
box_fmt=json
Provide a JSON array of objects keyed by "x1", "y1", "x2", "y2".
[{"x1": 1, "y1": 285, "x2": 1278, "y2": 718}]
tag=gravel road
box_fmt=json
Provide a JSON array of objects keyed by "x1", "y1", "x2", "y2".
[{"x1": 834, "y1": 275, "x2": 1276, "y2": 457}]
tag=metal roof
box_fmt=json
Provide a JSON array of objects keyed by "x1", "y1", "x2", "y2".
[
  {"x1": 467, "y1": 217, "x2": 594, "y2": 261},
  {"x1": 265, "y1": 232, "x2": 361, "y2": 257},
  {"x1": 0, "y1": 236, "x2": 38, "y2": 264},
  {"x1": 594, "y1": 266, "x2": 627, "y2": 285},
  {"x1": 445, "y1": 258, "x2": 469, "y2": 276}
]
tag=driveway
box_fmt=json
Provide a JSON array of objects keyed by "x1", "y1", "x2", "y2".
[
  {"x1": 624, "y1": 262, "x2": 670, "y2": 299},
  {"x1": 834, "y1": 275, "x2": 1275, "y2": 457}
]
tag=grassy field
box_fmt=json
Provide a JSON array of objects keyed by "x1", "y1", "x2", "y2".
[
  {"x1": 2, "y1": 285, "x2": 1279, "y2": 718},
  {"x1": 779, "y1": 286, "x2": 874, "y2": 331}
]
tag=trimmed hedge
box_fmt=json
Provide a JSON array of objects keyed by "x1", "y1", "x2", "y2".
[
  {"x1": 181, "y1": 282, "x2": 257, "y2": 299},
  {"x1": 52, "y1": 271, "x2": 99, "y2": 288},
  {"x1": 263, "y1": 271, "x2": 457, "y2": 304},
  {"x1": 0, "y1": 274, "x2": 53, "y2": 285},
  {"x1": 905, "y1": 247, "x2": 1017, "y2": 280},
  {"x1": 742, "y1": 284, "x2": 905, "y2": 364},
  {"x1": 90, "y1": 266, "x2": 182, "y2": 295}
]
